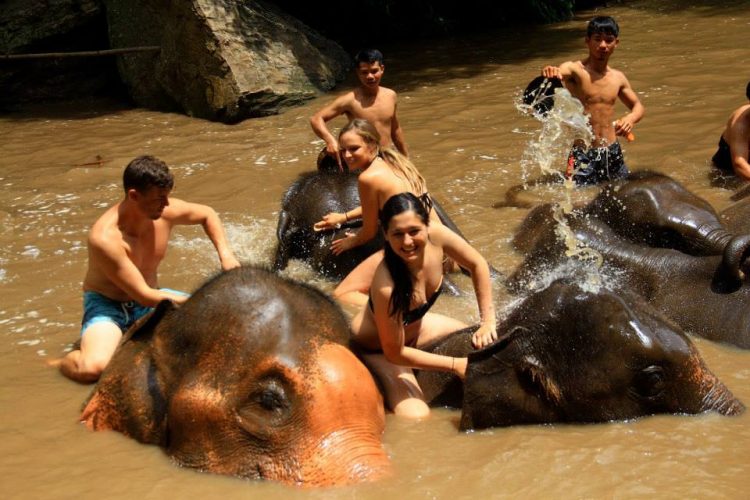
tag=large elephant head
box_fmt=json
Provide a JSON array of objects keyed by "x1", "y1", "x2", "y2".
[
  {"x1": 459, "y1": 282, "x2": 744, "y2": 430},
  {"x1": 81, "y1": 267, "x2": 390, "y2": 487}
]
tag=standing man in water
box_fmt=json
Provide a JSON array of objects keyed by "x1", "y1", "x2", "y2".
[
  {"x1": 541, "y1": 16, "x2": 645, "y2": 185},
  {"x1": 57, "y1": 155, "x2": 241, "y2": 383},
  {"x1": 712, "y1": 80, "x2": 750, "y2": 180},
  {"x1": 311, "y1": 48, "x2": 408, "y2": 171}
]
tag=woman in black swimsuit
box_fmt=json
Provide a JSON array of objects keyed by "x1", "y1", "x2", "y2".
[{"x1": 350, "y1": 193, "x2": 496, "y2": 419}]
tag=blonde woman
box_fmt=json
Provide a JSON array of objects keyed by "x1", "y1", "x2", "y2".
[{"x1": 314, "y1": 118, "x2": 442, "y2": 306}]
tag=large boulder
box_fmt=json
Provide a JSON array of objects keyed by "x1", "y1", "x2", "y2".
[{"x1": 103, "y1": 0, "x2": 351, "y2": 122}]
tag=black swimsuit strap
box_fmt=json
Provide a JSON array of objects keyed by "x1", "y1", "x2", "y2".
[
  {"x1": 368, "y1": 278, "x2": 444, "y2": 326},
  {"x1": 402, "y1": 279, "x2": 444, "y2": 326}
]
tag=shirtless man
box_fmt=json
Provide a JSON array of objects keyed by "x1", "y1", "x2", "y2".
[
  {"x1": 542, "y1": 16, "x2": 645, "y2": 185},
  {"x1": 712, "y1": 81, "x2": 750, "y2": 180},
  {"x1": 310, "y1": 48, "x2": 408, "y2": 170},
  {"x1": 57, "y1": 155, "x2": 240, "y2": 383}
]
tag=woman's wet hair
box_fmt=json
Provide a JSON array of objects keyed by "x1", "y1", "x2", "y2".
[
  {"x1": 586, "y1": 16, "x2": 619, "y2": 38},
  {"x1": 123, "y1": 155, "x2": 174, "y2": 194},
  {"x1": 379, "y1": 193, "x2": 431, "y2": 319},
  {"x1": 339, "y1": 119, "x2": 428, "y2": 196}
]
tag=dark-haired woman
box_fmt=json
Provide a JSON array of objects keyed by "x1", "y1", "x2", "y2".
[{"x1": 350, "y1": 192, "x2": 496, "y2": 419}]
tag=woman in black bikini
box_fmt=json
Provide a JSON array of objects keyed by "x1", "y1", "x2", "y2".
[{"x1": 350, "y1": 193, "x2": 496, "y2": 419}]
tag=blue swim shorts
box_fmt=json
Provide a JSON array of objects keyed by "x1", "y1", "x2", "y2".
[{"x1": 80, "y1": 288, "x2": 189, "y2": 335}]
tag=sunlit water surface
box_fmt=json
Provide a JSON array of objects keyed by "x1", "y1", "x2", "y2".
[{"x1": 2, "y1": 1, "x2": 749, "y2": 498}]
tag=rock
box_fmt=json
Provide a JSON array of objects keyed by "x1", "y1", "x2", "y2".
[
  {"x1": 0, "y1": 0, "x2": 119, "y2": 106},
  {"x1": 103, "y1": 0, "x2": 351, "y2": 122},
  {"x1": 0, "y1": 0, "x2": 102, "y2": 52}
]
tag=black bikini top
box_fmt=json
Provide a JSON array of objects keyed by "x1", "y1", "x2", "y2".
[{"x1": 368, "y1": 278, "x2": 444, "y2": 326}]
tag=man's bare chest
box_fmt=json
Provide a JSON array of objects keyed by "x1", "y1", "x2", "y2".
[
  {"x1": 351, "y1": 98, "x2": 395, "y2": 120},
  {"x1": 121, "y1": 228, "x2": 169, "y2": 268}
]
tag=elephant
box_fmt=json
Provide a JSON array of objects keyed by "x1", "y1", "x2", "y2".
[
  {"x1": 273, "y1": 168, "x2": 483, "y2": 289},
  {"x1": 80, "y1": 266, "x2": 391, "y2": 487},
  {"x1": 274, "y1": 170, "x2": 383, "y2": 280},
  {"x1": 509, "y1": 205, "x2": 750, "y2": 349},
  {"x1": 720, "y1": 195, "x2": 750, "y2": 236},
  {"x1": 514, "y1": 171, "x2": 743, "y2": 257},
  {"x1": 414, "y1": 280, "x2": 744, "y2": 430}
]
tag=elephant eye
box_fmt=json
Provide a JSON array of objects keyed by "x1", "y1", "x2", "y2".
[
  {"x1": 634, "y1": 365, "x2": 665, "y2": 399},
  {"x1": 238, "y1": 378, "x2": 292, "y2": 431},
  {"x1": 258, "y1": 387, "x2": 288, "y2": 413},
  {"x1": 253, "y1": 380, "x2": 290, "y2": 414}
]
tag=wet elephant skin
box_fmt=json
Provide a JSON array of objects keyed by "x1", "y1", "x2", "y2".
[
  {"x1": 80, "y1": 266, "x2": 391, "y2": 487},
  {"x1": 510, "y1": 198, "x2": 750, "y2": 349},
  {"x1": 273, "y1": 169, "x2": 478, "y2": 289},
  {"x1": 416, "y1": 281, "x2": 744, "y2": 430},
  {"x1": 514, "y1": 171, "x2": 742, "y2": 257},
  {"x1": 274, "y1": 170, "x2": 384, "y2": 280}
]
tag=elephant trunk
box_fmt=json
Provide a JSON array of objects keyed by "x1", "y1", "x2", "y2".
[
  {"x1": 699, "y1": 376, "x2": 745, "y2": 416},
  {"x1": 719, "y1": 234, "x2": 750, "y2": 285},
  {"x1": 693, "y1": 223, "x2": 734, "y2": 255}
]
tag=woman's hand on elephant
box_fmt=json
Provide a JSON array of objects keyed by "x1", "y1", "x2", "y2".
[
  {"x1": 331, "y1": 231, "x2": 356, "y2": 255},
  {"x1": 472, "y1": 322, "x2": 497, "y2": 349},
  {"x1": 453, "y1": 357, "x2": 468, "y2": 380},
  {"x1": 314, "y1": 212, "x2": 346, "y2": 232},
  {"x1": 220, "y1": 253, "x2": 241, "y2": 271}
]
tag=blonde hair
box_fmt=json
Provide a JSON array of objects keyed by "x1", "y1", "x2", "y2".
[{"x1": 340, "y1": 119, "x2": 427, "y2": 196}]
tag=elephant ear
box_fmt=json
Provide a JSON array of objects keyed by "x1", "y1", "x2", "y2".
[
  {"x1": 80, "y1": 300, "x2": 175, "y2": 445},
  {"x1": 515, "y1": 355, "x2": 563, "y2": 407}
]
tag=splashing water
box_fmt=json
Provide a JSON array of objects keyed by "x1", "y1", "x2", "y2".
[{"x1": 517, "y1": 84, "x2": 606, "y2": 292}]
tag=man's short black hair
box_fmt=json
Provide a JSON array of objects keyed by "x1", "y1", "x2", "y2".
[
  {"x1": 354, "y1": 49, "x2": 384, "y2": 65},
  {"x1": 587, "y1": 16, "x2": 620, "y2": 38},
  {"x1": 123, "y1": 155, "x2": 174, "y2": 193}
]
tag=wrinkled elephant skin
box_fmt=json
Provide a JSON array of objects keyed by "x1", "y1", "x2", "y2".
[
  {"x1": 274, "y1": 170, "x2": 383, "y2": 279},
  {"x1": 417, "y1": 281, "x2": 744, "y2": 430},
  {"x1": 514, "y1": 172, "x2": 739, "y2": 257},
  {"x1": 511, "y1": 205, "x2": 750, "y2": 348},
  {"x1": 81, "y1": 267, "x2": 391, "y2": 487}
]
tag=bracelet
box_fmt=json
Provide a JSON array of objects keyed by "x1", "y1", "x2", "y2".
[{"x1": 344, "y1": 212, "x2": 348, "y2": 222}]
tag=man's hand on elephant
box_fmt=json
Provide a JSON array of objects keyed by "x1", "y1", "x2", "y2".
[
  {"x1": 472, "y1": 322, "x2": 497, "y2": 349},
  {"x1": 331, "y1": 231, "x2": 356, "y2": 255},
  {"x1": 325, "y1": 140, "x2": 343, "y2": 171},
  {"x1": 314, "y1": 212, "x2": 347, "y2": 232}
]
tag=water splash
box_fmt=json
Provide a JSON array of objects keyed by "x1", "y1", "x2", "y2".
[{"x1": 516, "y1": 84, "x2": 605, "y2": 292}]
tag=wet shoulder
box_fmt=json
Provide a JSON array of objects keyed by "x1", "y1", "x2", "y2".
[{"x1": 89, "y1": 206, "x2": 120, "y2": 244}]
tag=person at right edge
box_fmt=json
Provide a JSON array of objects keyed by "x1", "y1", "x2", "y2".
[
  {"x1": 541, "y1": 16, "x2": 645, "y2": 185},
  {"x1": 712, "y1": 80, "x2": 750, "y2": 181}
]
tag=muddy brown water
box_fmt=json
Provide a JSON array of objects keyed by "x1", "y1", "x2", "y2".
[{"x1": 2, "y1": 1, "x2": 749, "y2": 498}]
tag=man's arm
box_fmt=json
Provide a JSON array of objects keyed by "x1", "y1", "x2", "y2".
[
  {"x1": 615, "y1": 74, "x2": 645, "y2": 136},
  {"x1": 727, "y1": 117, "x2": 750, "y2": 180},
  {"x1": 92, "y1": 236, "x2": 187, "y2": 306},
  {"x1": 167, "y1": 199, "x2": 240, "y2": 270},
  {"x1": 310, "y1": 94, "x2": 351, "y2": 168},
  {"x1": 541, "y1": 61, "x2": 576, "y2": 82},
  {"x1": 390, "y1": 101, "x2": 409, "y2": 157}
]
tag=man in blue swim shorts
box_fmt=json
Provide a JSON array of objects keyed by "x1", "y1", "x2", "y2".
[{"x1": 57, "y1": 155, "x2": 241, "y2": 383}]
